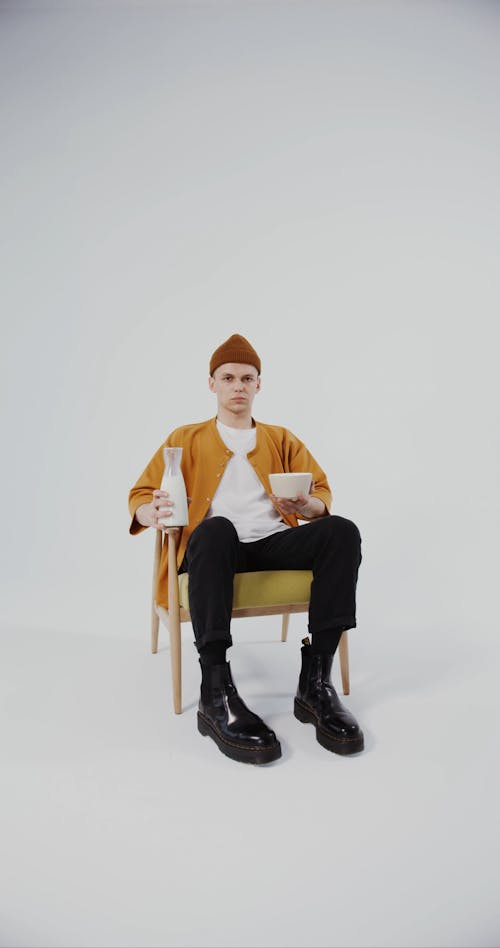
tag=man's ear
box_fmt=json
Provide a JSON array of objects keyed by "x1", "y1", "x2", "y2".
[{"x1": 208, "y1": 375, "x2": 215, "y2": 393}]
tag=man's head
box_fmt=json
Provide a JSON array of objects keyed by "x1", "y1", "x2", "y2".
[{"x1": 208, "y1": 334, "x2": 261, "y2": 419}]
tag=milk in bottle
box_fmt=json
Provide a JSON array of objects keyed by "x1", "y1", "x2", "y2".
[{"x1": 159, "y1": 447, "x2": 189, "y2": 527}]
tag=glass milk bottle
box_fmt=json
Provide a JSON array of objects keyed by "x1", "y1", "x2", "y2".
[{"x1": 159, "y1": 447, "x2": 189, "y2": 527}]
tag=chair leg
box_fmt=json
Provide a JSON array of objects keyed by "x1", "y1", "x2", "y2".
[
  {"x1": 281, "y1": 613, "x2": 289, "y2": 642},
  {"x1": 168, "y1": 610, "x2": 182, "y2": 715},
  {"x1": 151, "y1": 529, "x2": 163, "y2": 653},
  {"x1": 338, "y1": 630, "x2": 350, "y2": 695},
  {"x1": 151, "y1": 605, "x2": 160, "y2": 654},
  {"x1": 167, "y1": 529, "x2": 182, "y2": 714}
]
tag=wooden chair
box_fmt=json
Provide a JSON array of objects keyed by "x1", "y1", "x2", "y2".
[{"x1": 151, "y1": 527, "x2": 350, "y2": 713}]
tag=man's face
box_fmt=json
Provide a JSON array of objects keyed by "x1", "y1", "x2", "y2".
[{"x1": 208, "y1": 362, "x2": 261, "y2": 415}]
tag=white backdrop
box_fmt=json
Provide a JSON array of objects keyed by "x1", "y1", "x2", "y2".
[
  {"x1": 2, "y1": 3, "x2": 500, "y2": 947},
  {"x1": 1, "y1": 0, "x2": 498, "y2": 648}
]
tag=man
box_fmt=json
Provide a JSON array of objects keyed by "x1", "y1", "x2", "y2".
[{"x1": 129, "y1": 333, "x2": 363, "y2": 765}]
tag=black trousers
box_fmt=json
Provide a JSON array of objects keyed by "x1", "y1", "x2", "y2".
[{"x1": 179, "y1": 514, "x2": 362, "y2": 653}]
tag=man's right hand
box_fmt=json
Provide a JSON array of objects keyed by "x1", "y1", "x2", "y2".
[{"x1": 135, "y1": 490, "x2": 174, "y2": 531}]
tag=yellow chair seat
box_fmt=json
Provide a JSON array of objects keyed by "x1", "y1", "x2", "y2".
[{"x1": 178, "y1": 569, "x2": 313, "y2": 611}]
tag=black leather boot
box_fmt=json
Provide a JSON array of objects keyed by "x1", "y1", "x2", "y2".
[
  {"x1": 294, "y1": 638, "x2": 364, "y2": 755},
  {"x1": 197, "y1": 661, "x2": 282, "y2": 765}
]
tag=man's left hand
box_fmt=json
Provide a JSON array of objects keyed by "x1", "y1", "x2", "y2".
[{"x1": 270, "y1": 491, "x2": 326, "y2": 520}]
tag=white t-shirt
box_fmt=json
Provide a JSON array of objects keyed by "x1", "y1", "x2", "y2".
[{"x1": 204, "y1": 419, "x2": 291, "y2": 543}]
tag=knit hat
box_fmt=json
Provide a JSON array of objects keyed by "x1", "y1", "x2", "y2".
[{"x1": 209, "y1": 334, "x2": 261, "y2": 376}]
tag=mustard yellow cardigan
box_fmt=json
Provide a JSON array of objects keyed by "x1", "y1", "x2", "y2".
[{"x1": 129, "y1": 416, "x2": 332, "y2": 608}]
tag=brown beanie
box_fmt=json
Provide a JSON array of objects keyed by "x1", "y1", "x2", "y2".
[{"x1": 209, "y1": 334, "x2": 261, "y2": 376}]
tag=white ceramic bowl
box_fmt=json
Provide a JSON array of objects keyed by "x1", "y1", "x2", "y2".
[{"x1": 268, "y1": 472, "x2": 312, "y2": 499}]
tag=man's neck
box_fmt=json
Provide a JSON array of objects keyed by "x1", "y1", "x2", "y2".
[{"x1": 216, "y1": 409, "x2": 255, "y2": 430}]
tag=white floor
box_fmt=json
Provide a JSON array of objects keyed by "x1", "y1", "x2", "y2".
[{"x1": 1, "y1": 617, "x2": 499, "y2": 948}]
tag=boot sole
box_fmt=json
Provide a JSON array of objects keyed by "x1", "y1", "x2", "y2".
[
  {"x1": 197, "y1": 712, "x2": 282, "y2": 765},
  {"x1": 294, "y1": 697, "x2": 364, "y2": 755}
]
